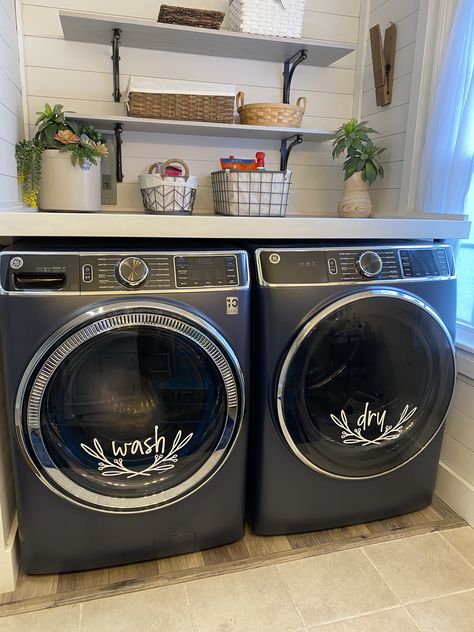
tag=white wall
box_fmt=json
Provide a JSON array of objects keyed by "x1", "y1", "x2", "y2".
[
  {"x1": 0, "y1": 0, "x2": 23, "y2": 208},
  {"x1": 20, "y1": 0, "x2": 362, "y2": 215},
  {"x1": 436, "y1": 366, "x2": 474, "y2": 527},
  {"x1": 0, "y1": 0, "x2": 21, "y2": 592},
  {"x1": 361, "y1": 0, "x2": 420, "y2": 214}
]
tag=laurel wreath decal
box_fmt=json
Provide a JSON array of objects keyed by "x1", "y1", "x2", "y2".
[
  {"x1": 330, "y1": 404, "x2": 418, "y2": 446},
  {"x1": 81, "y1": 430, "x2": 193, "y2": 479}
]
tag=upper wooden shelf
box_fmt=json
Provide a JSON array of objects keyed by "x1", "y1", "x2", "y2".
[
  {"x1": 59, "y1": 11, "x2": 356, "y2": 66},
  {"x1": 68, "y1": 113, "x2": 335, "y2": 142}
]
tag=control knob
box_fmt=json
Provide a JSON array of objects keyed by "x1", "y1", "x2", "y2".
[
  {"x1": 356, "y1": 251, "x2": 383, "y2": 278},
  {"x1": 116, "y1": 257, "x2": 149, "y2": 288}
]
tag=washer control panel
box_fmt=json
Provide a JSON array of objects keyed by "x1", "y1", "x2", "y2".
[
  {"x1": 1, "y1": 252, "x2": 246, "y2": 293},
  {"x1": 257, "y1": 246, "x2": 453, "y2": 285}
]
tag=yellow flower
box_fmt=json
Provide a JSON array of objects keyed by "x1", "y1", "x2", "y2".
[
  {"x1": 92, "y1": 141, "x2": 109, "y2": 158},
  {"x1": 55, "y1": 129, "x2": 80, "y2": 144}
]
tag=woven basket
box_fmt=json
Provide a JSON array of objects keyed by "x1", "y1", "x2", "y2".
[
  {"x1": 228, "y1": 0, "x2": 305, "y2": 38},
  {"x1": 236, "y1": 91, "x2": 306, "y2": 127},
  {"x1": 158, "y1": 5, "x2": 225, "y2": 29},
  {"x1": 128, "y1": 92, "x2": 235, "y2": 123}
]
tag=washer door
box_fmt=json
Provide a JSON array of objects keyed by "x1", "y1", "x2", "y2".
[
  {"x1": 17, "y1": 302, "x2": 244, "y2": 512},
  {"x1": 277, "y1": 289, "x2": 456, "y2": 479}
]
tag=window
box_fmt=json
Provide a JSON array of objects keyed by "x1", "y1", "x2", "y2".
[{"x1": 457, "y1": 179, "x2": 474, "y2": 328}]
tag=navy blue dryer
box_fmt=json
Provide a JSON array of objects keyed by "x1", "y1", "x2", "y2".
[{"x1": 249, "y1": 243, "x2": 456, "y2": 535}]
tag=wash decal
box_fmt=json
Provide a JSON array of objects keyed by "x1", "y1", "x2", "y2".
[
  {"x1": 81, "y1": 426, "x2": 193, "y2": 478},
  {"x1": 330, "y1": 403, "x2": 418, "y2": 446}
]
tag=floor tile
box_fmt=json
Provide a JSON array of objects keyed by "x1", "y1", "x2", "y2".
[
  {"x1": 442, "y1": 527, "x2": 474, "y2": 566},
  {"x1": 277, "y1": 548, "x2": 398, "y2": 627},
  {"x1": 0, "y1": 604, "x2": 80, "y2": 631},
  {"x1": 81, "y1": 583, "x2": 193, "y2": 632},
  {"x1": 185, "y1": 565, "x2": 304, "y2": 632},
  {"x1": 407, "y1": 589, "x2": 474, "y2": 632},
  {"x1": 364, "y1": 532, "x2": 474, "y2": 603},
  {"x1": 307, "y1": 607, "x2": 420, "y2": 631}
]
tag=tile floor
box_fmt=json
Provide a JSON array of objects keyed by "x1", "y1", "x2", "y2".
[{"x1": 2, "y1": 527, "x2": 474, "y2": 631}]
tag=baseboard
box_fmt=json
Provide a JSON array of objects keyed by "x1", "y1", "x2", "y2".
[
  {"x1": 436, "y1": 461, "x2": 474, "y2": 527},
  {"x1": 0, "y1": 515, "x2": 19, "y2": 593}
]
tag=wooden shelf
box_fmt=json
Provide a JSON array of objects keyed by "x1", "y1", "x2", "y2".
[
  {"x1": 59, "y1": 11, "x2": 356, "y2": 66},
  {"x1": 68, "y1": 114, "x2": 335, "y2": 142},
  {"x1": 0, "y1": 211, "x2": 470, "y2": 241}
]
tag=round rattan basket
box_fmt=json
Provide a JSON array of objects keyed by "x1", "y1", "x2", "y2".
[{"x1": 236, "y1": 91, "x2": 307, "y2": 128}]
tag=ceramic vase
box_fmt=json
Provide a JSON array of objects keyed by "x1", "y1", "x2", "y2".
[
  {"x1": 39, "y1": 150, "x2": 101, "y2": 212},
  {"x1": 338, "y1": 171, "x2": 372, "y2": 218}
]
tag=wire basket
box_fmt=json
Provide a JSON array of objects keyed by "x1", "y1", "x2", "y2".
[
  {"x1": 139, "y1": 159, "x2": 197, "y2": 214},
  {"x1": 211, "y1": 170, "x2": 291, "y2": 216}
]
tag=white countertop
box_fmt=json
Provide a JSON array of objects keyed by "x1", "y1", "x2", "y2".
[{"x1": 0, "y1": 209, "x2": 470, "y2": 241}]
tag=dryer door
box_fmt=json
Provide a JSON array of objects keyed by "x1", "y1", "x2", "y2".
[
  {"x1": 17, "y1": 302, "x2": 244, "y2": 512},
  {"x1": 277, "y1": 289, "x2": 455, "y2": 479}
]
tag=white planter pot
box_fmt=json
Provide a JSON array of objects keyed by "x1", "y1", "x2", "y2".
[{"x1": 39, "y1": 149, "x2": 101, "y2": 212}]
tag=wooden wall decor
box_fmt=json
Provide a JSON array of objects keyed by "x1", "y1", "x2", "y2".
[{"x1": 370, "y1": 22, "x2": 396, "y2": 106}]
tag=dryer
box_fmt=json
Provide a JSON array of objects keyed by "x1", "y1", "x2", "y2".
[
  {"x1": 0, "y1": 244, "x2": 250, "y2": 573},
  {"x1": 250, "y1": 243, "x2": 456, "y2": 535}
]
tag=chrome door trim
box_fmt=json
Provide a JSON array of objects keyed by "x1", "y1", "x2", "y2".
[
  {"x1": 15, "y1": 301, "x2": 245, "y2": 513},
  {"x1": 255, "y1": 244, "x2": 454, "y2": 287},
  {"x1": 276, "y1": 288, "x2": 456, "y2": 480}
]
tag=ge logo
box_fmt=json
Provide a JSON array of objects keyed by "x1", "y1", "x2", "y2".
[
  {"x1": 10, "y1": 257, "x2": 24, "y2": 270},
  {"x1": 269, "y1": 253, "x2": 281, "y2": 264}
]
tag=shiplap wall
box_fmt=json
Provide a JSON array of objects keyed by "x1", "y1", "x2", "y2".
[
  {"x1": 362, "y1": 0, "x2": 419, "y2": 214},
  {"x1": 0, "y1": 0, "x2": 20, "y2": 593},
  {"x1": 0, "y1": 0, "x2": 22, "y2": 207},
  {"x1": 21, "y1": 0, "x2": 362, "y2": 214},
  {"x1": 437, "y1": 373, "x2": 474, "y2": 526}
]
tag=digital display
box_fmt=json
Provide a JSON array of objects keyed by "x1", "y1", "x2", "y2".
[
  {"x1": 400, "y1": 249, "x2": 449, "y2": 278},
  {"x1": 175, "y1": 255, "x2": 239, "y2": 287}
]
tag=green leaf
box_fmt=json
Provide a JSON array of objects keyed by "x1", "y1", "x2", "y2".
[{"x1": 365, "y1": 161, "x2": 377, "y2": 185}]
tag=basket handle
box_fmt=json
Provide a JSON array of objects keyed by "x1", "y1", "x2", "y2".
[
  {"x1": 236, "y1": 91, "x2": 245, "y2": 110},
  {"x1": 149, "y1": 159, "x2": 190, "y2": 179},
  {"x1": 296, "y1": 96, "x2": 307, "y2": 113}
]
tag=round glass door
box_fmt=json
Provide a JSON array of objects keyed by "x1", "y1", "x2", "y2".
[
  {"x1": 278, "y1": 290, "x2": 455, "y2": 479},
  {"x1": 17, "y1": 303, "x2": 243, "y2": 512}
]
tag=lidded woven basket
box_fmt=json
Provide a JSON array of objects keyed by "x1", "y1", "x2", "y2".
[{"x1": 236, "y1": 91, "x2": 306, "y2": 127}]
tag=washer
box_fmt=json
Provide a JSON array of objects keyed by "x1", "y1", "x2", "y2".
[
  {"x1": 0, "y1": 244, "x2": 250, "y2": 573},
  {"x1": 249, "y1": 243, "x2": 456, "y2": 535}
]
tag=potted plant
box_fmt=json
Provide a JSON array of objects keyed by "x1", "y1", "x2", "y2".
[
  {"x1": 332, "y1": 118, "x2": 385, "y2": 217},
  {"x1": 15, "y1": 104, "x2": 108, "y2": 212}
]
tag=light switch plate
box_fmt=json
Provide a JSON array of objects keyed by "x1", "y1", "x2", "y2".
[{"x1": 100, "y1": 134, "x2": 117, "y2": 205}]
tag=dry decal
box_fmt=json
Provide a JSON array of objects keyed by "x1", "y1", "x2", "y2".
[
  {"x1": 81, "y1": 426, "x2": 193, "y2": 478},
  {"x1": 330, "y1": 403, "x2": 418, "y2": 446}
]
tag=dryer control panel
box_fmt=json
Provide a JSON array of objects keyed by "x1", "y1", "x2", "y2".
[
  {"x1": 1, "y1": 251, "x2": 246, "y2": 293},
  {"x1": 257, "y1": 245, "x2": 453, "y2": 286}
]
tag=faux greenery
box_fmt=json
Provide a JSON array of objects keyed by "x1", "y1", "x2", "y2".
[
  {"x1": 15, "y1": 139, "x2": 43, "y2": 208},
  {"x1": 16, "y1": 103, "x2": 108, "y2": 207},
  {"x1": 332, "y1": 118, "x2": 385, "y2": 186}
]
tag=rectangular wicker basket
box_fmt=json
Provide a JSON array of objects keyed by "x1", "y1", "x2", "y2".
[
  {"x1": 126, "y1": 78, "x2": 236, "y2": 124},
  {"x1": 228, "y1": 0, "x2": 305, "y2": 38},
  {"x1": 158, "y1": 5, "x2": 225, "y2": 29}
]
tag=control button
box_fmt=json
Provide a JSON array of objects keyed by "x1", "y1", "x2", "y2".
[
  {"x1": 82, "y1": 264, "x2": 93, "y2": 283},
  {"x1": 356, "y1": 251, "x2": 383, "y2": 278},
  {"x1": 328, "y1": 258, "x2": 338, "y2": 275},
  {"x1": 269, "y1": 253, "x2": 281, "y2": 264},
  {"x1": 116, "y1": 257, "x2": 149, "y2": 288},
  {"x1": 10, "y1": 256, "x2": 23, "y2": 270}
]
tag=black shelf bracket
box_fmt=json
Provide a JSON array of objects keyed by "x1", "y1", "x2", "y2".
[
  {"x1": 283, "y1": 49, "x2": 308, "y2": 104},
  {"x1": 112, "y1": 28, "x2": 122, "y2": 103},
  {"x1": 280, "y1": 134, "x2": 303, "y2": 171},
  {"x1": 114, "y1": 123, "x2": 124, "y2": 183}
]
